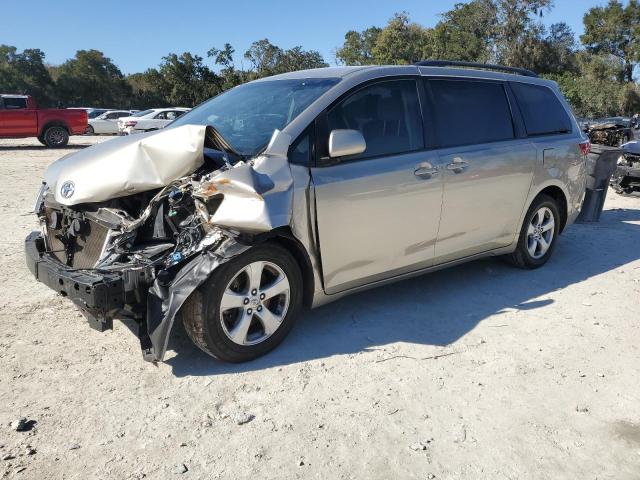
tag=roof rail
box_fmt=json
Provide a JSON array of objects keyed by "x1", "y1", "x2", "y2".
[{"x1": 414, "y1": 60, "x2": 538, "y2": 78}]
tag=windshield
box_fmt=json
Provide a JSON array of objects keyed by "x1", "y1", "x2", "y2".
[
  {"x1": 132, "y1": 109, "x2": 155, "y2": 117},
  {"x1": 87, "y1": 110, "x2": 105, "y2": 119},
  {"x1": 170, "y1": 78, "x2": 340, "y2": 156}
]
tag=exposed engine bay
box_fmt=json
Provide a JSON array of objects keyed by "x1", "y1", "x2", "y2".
[
  {"x1": 585, "y1": 121, "x2": 633, "y2": 147},
  {"x1": 27, "y1": 125, "x2": 295, "y2": 362}
]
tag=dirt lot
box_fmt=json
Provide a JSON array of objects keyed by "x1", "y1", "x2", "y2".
[{"x1": 0, "y1": 136, "x2": 639, "y2": 480}]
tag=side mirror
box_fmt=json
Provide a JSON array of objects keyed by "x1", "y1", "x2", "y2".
[{"x1": 329, "y1": 129, "x2": 366, "y2": 158}]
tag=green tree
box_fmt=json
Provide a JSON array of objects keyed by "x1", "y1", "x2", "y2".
[
  {"x1": 493, "y1": 0, "x2": 553, "y2": 67},
  {"x1": 208, "y1": 43, "x2": 246, "y2": 91},
  {"x1": 157, "y1": 52, "x2": 219, "y2": 106},
  {"x1": 243, "y1": 39, "x2": 327, "y2": 77},
  {"x1": 244, "y1": 39, "x2": 283, "y2": 77},
  {"x1": 0, "y1": 45, "x2": 55, "y2": 106},
  {"x1": 371, "y1": 12, "x2": 434, "y2": 64},
  {"x1": 335, "y1": 27, "x2": 382, "y2": 65},
  {"x1": 55, "y1": 50, "x2": 132, "y2": 107},
  {"x1": 547, "y1": 52, "x2": 632, "y2": 117},
  {"x1": 127, "y1": 69, "x2": 170, "y2": 109},
  {"x1": 581, "y1": 0, "x2": 640, "y2": 82},
  {"x1": 432, "y1": 0, "x2": 497, "y2": 62}
]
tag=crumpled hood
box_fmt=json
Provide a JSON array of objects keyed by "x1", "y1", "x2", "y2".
[{"x1": 44, "y1": 125, "x2": 207, "y2": 205}]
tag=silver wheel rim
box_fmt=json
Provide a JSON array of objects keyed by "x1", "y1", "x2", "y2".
[
  {"x1": 219, "y1": 261, "x2": 290, "y2": 346},
  {"x1": 48, "y1": 128, "x2": 66, "y2": 145},
  {"x1": 527, "y1": 206, "x2": 555, "y2": 259}
]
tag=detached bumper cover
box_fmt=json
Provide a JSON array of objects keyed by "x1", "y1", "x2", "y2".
[{"x1": 25, "y1": 231, "x2": 124, "y2": 331}]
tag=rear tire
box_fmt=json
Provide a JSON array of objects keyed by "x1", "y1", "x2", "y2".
[
  {"x1": 36, "y1": 136, "x2": 46, "y2": 146},
  {"x1": 182, "y1": 243, "x2": 303, "y2": 362},
  {"x1": 43, "y1": 126, "x2": 69, "y2": 148},
  {"x1": 508, "y1": 194, "x2": 560, "y2": 269}
]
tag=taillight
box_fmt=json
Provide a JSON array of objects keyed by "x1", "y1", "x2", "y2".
[
  {"x1": 579, "y1": 139, "x2": 591, "y2": 156},
  {"x1": 124, "y1": 121, "x2": 137, "y2": 127}
]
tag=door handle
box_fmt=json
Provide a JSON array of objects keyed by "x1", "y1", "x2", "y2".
[
  {"x1": 414, "y1": 165, "x2": 439, "y2": 179},
  {"x1": 446, "y1": 158, "x2": 469, "y2": 173}
]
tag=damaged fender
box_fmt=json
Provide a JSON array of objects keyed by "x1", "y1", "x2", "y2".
[
  {"x1": 143, "y1": 130, "x2": 296, "y2": 361},
  {"x1": 195, "y1": 129, "x2": 294, "y2": 233},
  {"x1": 145, "y1": 237, "x2": 250, "y2": 362}
]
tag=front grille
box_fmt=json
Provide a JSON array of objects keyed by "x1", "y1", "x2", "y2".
[{"x1": 44, "y1": 208, "x2": 110, "y2": 269}]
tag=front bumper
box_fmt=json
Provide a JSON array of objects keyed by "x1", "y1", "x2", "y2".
[{"x1": 25, "y1": 231, "x2": 125, "y2": 331}]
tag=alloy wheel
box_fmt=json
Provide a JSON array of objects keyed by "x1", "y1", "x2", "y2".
[
  {"x1": 527, "y1": 206, "x2": 555, "y2": 259},
  {"x1": 219, "y1": 261, "x2": 290, "y2": 346},
  {"x1": 47, "y1": 127, "x2": 66, "y2": 146}
]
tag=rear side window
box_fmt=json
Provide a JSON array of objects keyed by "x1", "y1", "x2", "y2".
[
  {"x1": 510, "y1": 82, "x2": 572, "y2": 136},
  {"x1": 428, "y1": 80, "x2": 514, "y2": 148},
  {"x1": 327, "y1": 79, "x2": 424, "y2": 160},
  {"x1": 3, "y1": 97, "x2": 28, "y2": 109}
]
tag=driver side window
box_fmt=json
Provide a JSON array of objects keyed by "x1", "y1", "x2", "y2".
[{"x1": 327, "y1": 79, "x2": 424, "y2": 160}]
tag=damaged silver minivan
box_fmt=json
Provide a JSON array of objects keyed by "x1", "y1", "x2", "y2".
[{"x1": 26, "y1": 62, "x2": 589, "y2": 363}]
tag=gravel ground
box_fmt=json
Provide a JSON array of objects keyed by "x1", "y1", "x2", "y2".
[{"x1": 1, "y1": 136, "x2": 639, "y2": 480}]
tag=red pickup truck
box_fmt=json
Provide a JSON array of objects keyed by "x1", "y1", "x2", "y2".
[{"x1": 0, "y1": 94, "x2": 88, "y2": 147}]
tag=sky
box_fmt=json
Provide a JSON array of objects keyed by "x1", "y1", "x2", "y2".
[{"x1": 2, "y1": 0, "x2": 613, "y2": 75}]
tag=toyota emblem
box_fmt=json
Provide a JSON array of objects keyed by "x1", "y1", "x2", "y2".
[{"x1": 60, "y1": 181, "x2": 75, "y2": 199}]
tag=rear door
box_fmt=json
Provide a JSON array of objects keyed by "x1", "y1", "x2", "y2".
[
  {"x1": 311, "y1": 78, "x2": 444, "y2": 294},
  {"x1": 0, "y1": 97, "x2": 37, "y2": 136},
  {"x1": 424, "y1": 78, "x2": 537, "y2": 263}
]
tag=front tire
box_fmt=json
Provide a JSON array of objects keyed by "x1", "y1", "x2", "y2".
[
  {"x1": 182, "y1": 243, "x2": 303, "y2": 362},
  {"x1": 508, "y1": 194, "x2": 560, "y2": 269},
  {"x1": 85, "y1": 125, "x2": 95, "y2": 135},
  {"x1": 43, "y1": 126, "x2": 69, "y2": 148}
]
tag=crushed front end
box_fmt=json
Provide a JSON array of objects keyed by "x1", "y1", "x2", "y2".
[{"x1": 25, "y1": 125, "x2": 294, "y2": 362}]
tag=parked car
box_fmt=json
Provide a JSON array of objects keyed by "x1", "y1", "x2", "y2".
[
  {"x1": 611, "y1": 140, "x2": 640, "y2": 194},
  {"x1": 86, "y1": 110, "x2": 135, "y2": 135},
  {"x1": 25, "y1": 63, "x2": 588, "y2": 363},
  {"x1": 0, "y1": 94, "x2": 87, "y2": 147},
  {"x1": 118, "y1": 108, "x2": 190, "y2": 135}
]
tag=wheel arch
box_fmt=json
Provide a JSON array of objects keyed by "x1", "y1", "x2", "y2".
[
  {"x1": 39, "y1": 120, "x2": 70, "y2": 136},
  {"x1": 260, "y1": 227, "x2": 315, "y2": 309},
  {"x1": 526, "y1": 183, "x2": 569, "y2": 233}
]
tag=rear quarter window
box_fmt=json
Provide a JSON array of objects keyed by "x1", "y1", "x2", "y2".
[
  {"x1": 427, "y1": 79, "x2": 515, "y2": 148},
  {"x1": 2, "y1": 97, "x2": 28, "y2": 109},
  {"x1": 510, "y1": 82, "x2": 572, "y2": 136}
]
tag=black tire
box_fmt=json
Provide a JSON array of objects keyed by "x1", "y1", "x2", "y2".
[
  {"x1": 85, "y1": 125, "x2": 94, "y2": 135},
  {"x1": 36, "y1": 136, "x2": 46, "y2": 146},
  {"x1": 508, "y1": 194, "x2": 560, "y2": 269},
  {"x1": 182, "y1": 243, "x2": 303, "y2": 362},
  {"x1": 43, "y1": 126, "x2": 69, "y2": 148}
]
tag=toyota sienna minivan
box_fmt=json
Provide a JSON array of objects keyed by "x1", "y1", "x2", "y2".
[{"x1": 26, "y1": 61, "x2": 589, "y2": 363}]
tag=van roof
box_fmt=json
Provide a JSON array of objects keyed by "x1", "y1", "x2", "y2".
[{"x1": 262, "y1": 65, "x2": 554, "y2": 87}]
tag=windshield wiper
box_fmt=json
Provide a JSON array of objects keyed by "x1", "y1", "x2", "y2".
[{"x1": 205, "y1": 125, "x2": 246, "y2": 162}]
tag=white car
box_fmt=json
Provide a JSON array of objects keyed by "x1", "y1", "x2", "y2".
[
  {"x1": 118, "y1": 108, "x2": 190, "y2": 135},
  {"x1": 86, "y1": 110, "x2": 134, "y2": 135}
]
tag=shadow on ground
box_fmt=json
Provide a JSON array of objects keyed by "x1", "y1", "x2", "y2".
[{"x1": 165, "y1": 207, "x2": 640, "y2": 377}]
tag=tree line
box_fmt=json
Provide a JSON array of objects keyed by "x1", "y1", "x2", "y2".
[{"x1": 1, "y1": 0, "x2": 639, "y2": 118}]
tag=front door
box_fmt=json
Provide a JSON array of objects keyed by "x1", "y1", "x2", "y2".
[
  {"x1": 0, "y1": 97, "x2": 37, "y2": 137},
  {"x1": 311, "y1": 78, "x2": 443, "y2": 294}
]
